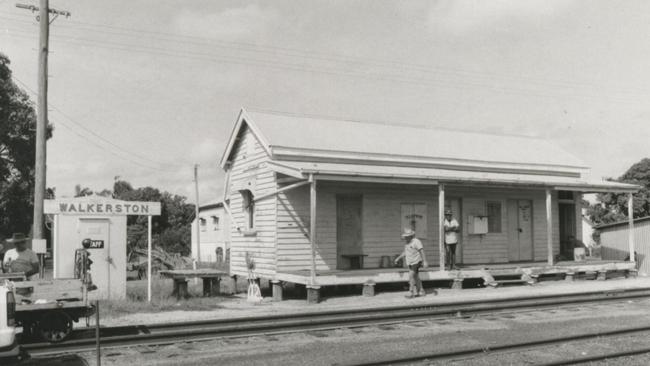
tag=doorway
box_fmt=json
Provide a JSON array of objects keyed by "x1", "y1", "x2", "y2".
[
  {"x1": 77, "y1": 218, "x2": 112, "y2": 299},
  {"x1": 507, "y1": 200, "x2": 533, "y2": 261},
  {"x1": 559, "y1": 203, "x2": 577, "y2": 260},
  {"x1": 336, "y1": 195, "x2": 363, "y2": 269},
  {"x1": 445, "y1": 198, "x2": 462, "y2": 263}
]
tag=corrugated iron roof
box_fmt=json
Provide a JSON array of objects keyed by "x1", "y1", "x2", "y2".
[{"x1": 245, "y1": 110, "x2": 587, "y2": 169}]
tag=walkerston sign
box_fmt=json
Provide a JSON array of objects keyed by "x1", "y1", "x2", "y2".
[{"x1": 44, "y1": 199, "x2": 162, "y2": 216}]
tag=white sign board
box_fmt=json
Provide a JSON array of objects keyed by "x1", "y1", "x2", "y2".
[{"x1": 44, "y1": 199, "x2": 161, "y2": 216}]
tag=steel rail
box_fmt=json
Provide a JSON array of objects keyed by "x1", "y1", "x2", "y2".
[
  {"x1": 22, "y1": 287, "x2": 650, "y2": 356},
  {"x1": 352, "y1": 325, "x2": 650, "y2": 366}
]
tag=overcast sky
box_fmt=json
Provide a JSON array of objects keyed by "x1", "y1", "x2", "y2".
[{"x1": 1, "y1": 1, "x2": 649, "y2": 203}]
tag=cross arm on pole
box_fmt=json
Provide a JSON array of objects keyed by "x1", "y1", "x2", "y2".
[{"x1": 16, "y1": 3, "x2": 71, "y2": 17}]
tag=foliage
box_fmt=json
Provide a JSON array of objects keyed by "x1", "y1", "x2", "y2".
[
  {"x1": 112, "y1": 179, "x2": 195, "y2": 256},
  {"x1": 587, "y1": 158, "x2": 650, "y2": 225},
  {"x1": 0, "y1": 53, "x2": 52, "y2": 238}
]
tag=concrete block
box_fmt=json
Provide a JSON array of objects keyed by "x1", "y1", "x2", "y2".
[
  {"x1": 451, "y1": 278, "x2": 463, "y2": 290},
  {"x1": 362, "y1": 282, "x2": 375, "y2": 297},
  {"x1": 306, "y1": 285, "x2": 321, "y2": 304},
  {"x1": 564, "y1": 272, "x2": 575, "y2": 281},
  {"x1": 271, "y1": 280, "x2": 283, "y2": 301},
  {"x1": 597, "y1": 270, "x2": 607, "y2": 281}
]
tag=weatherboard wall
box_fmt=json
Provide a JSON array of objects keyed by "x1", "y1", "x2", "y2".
[
  {"x1": 275, "y1": 182, "x2": 564, "y2": 272},
  {"x1": 226, "y1": 124, "x2": 277, "y2": 278}
]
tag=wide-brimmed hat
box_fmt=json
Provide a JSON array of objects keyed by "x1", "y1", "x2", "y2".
[
  {"x1": 6, "y1": 233, "x2": 30, "y2": 243},
  {"x1": 401, "y1": 228, "x2": 416, "y2": 238}
]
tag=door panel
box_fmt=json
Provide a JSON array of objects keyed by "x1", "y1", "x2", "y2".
[
  {"x1": 517, "y1": 200, "x2": 533, "y2": 260},
  {"x1": 508, "y1": 200, "x2": 533, "y2": 261},
  {"x1": 336, "y1": 195, "x2": 363, "y2": 269}
]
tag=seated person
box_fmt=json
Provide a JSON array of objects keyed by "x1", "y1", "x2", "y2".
[{"x1": 3, "y1": 233, "x2": 39, "y2": 278}]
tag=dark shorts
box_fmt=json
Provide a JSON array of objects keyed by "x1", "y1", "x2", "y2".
[
  {"x1": 445, "y1": 243, "x2": 457, "y2": 253},
  {"x1": 409, "y1": 261, "x2": 423, "y2": 272}
]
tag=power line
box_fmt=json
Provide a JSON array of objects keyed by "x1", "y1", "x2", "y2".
[
  {"x1": 12, "y1": 76, "x2": 186, "y2": 172},
  {"x1": 5, "y1": 23, "x2": 649, "y2": 106},
  {"x1": 3, "y1": 12, "x2": 650, "y2": 98}
]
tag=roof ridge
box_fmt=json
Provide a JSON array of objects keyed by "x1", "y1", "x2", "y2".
[{"x1": 244, "y1": 107, "x2": 545, "y2": 141}]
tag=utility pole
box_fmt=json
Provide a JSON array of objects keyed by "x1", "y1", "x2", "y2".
[
  {"x1": 194, "y1": 164, "x2": 201, "y2": 263},
  {"x1": 16, "y1": 1, "x2": 70, "y2": 241}
]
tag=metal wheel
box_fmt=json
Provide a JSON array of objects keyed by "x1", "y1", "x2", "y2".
[{"x1": 38, "y1": 311, "x2": 73, "y2": 343}]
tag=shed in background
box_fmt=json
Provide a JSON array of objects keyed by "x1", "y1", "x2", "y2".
[
  {"x1": 597, "y1": 216, "x2": 650, "y2": 275},
  {"x1": 191, "y1": 202, "x2": 230, "y2": 264}
]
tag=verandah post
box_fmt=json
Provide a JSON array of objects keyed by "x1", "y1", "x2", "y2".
[
  {"x1": 438, "y1": 183, "x2": 445, "y2": 271},
  {"x1": 628, "y1": 192, "x2": 635, "y2": 262},
  {"x1": 309, "y1": 174, "x2": 317, "y2": 284},
  {"x1": 546, "y1": 188, "x2": 553, "y2": 265}
]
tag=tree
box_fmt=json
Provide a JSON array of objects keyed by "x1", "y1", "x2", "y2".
[
  {"x1": 74, "y1": 184, "x2": 93, "y2": 197},
  {"x1": 112, "y1": 179, "x2": 195, "y2": 256},
  {"x1": 0, "y1": 53, "x2": 52, "y2": 238},
  {"x1": 587, "y1": 158, "x2": 650, "y2": 225}
]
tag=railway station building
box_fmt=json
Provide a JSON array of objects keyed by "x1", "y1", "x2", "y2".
[{"x1": 219, "y1": 108, "x2": 640, "y2": 300}]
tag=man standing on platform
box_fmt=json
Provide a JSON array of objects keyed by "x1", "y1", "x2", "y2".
[
  {"x1": 444, "y1": 209, "x2": 460, "y2": 270},
  {"x1": 395, "y1": 228, "x2": 428, "y2": 298}
]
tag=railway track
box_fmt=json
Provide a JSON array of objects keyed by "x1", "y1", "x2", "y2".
[
  {"x1": 22, "y1": 287, "x2": 650, "y2": 357},
  {"x1": 353, "y1": 324, "x2": 650, "y2": 365}
]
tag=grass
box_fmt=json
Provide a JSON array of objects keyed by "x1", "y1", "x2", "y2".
[{"x1": 98, "y1": 264, "x2": 252, "y2": 319}]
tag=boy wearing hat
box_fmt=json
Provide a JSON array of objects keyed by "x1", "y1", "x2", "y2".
[
  {"x1": 394, "y1": 228, "x2": 428, "y2": 298},
  {"x1": 444, "y1": 209, "x2": 460, "y2": 270},
  {"x1": 2, "y1": 233, "x2": 39, "y2": 278}
]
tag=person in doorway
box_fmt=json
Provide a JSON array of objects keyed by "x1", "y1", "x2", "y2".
[
  {"x1": 444, "y1": 209, "x2": 460, "y2": 270},
  {"x1": 2, "y1": 233, "x2": 39, "y2": 278},
  {"x1": 394, "y1": 228, "x2": 428, "y2": 298}
]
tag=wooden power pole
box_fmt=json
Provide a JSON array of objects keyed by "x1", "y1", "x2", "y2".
[
  {"x1": 16, "y1": 1, "x2": 69, "y2": 241},
  {"x1": 194, "y1": 164, "x2": 201, "y2": 263}
]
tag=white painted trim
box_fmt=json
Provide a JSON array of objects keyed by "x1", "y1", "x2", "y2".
[
  {"x1": 264, "y1": 161, "x2": 304, "y2": 179},
  {"x1": 272, "y1": 146, "x2": 589, "y2": 175},
  {"x1": 219, "y1": 108, "x2": 273, "y2": 169},
  {"x1": 438, "y1": 184, "x2": 445, "y2": 271},
  {"x1": 316, "y1": 174, "x2": 438, "y2": 185},
  {"x1": 546, "y1": 189, "x2": 553, "y2": 265},
  {"x1": 554, "y1": 185, "x2": 639, "y2": 193},
  {"x1": 629, "y1": 193, "x2": 635, "y2": 262}
]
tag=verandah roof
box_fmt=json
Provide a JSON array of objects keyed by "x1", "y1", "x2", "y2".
[{"x1": 267, "y1": 160, "x2": 639, "y2": 193}]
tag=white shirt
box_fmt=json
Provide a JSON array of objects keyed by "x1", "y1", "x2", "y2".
[{"x1": 444, "y1": 218, "x2": 460, "y2": 244}]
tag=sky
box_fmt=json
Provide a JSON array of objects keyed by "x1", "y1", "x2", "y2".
[{"x1": 1, "y1": 1, "x2": 649, "y2": 204}]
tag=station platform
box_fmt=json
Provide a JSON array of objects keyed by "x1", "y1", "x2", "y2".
[{"x1": 274, "y1": 260, "x2": 636, "y2": 289}]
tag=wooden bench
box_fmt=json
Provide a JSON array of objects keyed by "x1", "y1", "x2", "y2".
[{"x1": 159, "y1": 269, "x2": 229, "y2": 300}]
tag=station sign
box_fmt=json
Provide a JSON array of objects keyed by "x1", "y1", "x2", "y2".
[{"x1": 44, "y1": 199, "x2": 161, "y2": 216}]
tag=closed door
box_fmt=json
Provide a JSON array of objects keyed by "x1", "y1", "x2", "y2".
[
  {"x1": 336, "y1": 195, "x2": 363, "y2": 269},
  {"x1": 78, "y1": 219, "x2": 112, "y2": 299},
  {"x1": 508, "y1": 200, "x2": 533, "y2": 261}
]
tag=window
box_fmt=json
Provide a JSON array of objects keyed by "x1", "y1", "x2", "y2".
[
  {"x1": 199, "y1": 217, "x2": 207, "y2": 232},
  {"x1": 558, "y1": 191, "x2": 574, "y2": 200},
  {"x1": 241, "y1": 190, "x2": 255, "y2": 229},
  {"x1": 211, "y1": 216, "x2": 219, "y2": 230},
  {"x1": 486, "y1": 201, "x2": 502, "y2": 233}
]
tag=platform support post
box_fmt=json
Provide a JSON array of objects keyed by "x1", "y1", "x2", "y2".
[
  {"x1": 628, "y1": 193, "x2": 635, "y2": 263},
  {"x1": 438, "y1": 184, "x2": 445, "y2": 271},
  {"x1": 271, "y1": 280, "x2": 283, "y2": 301},
  {"x1": 309, "y1": 174, "x2": 317, "y2": 285},
  {"x1": 546, "y1": 189, "x2": 553, "y2": 265},
  {"x1": 362, "y1": 281, "x2": 376, "y2": 297},
  {"x1": 565, "y1": 272, "x2": 575, "y2": 281},
  {"x1": 306, "y1": 284, "x2": 320, "y2": 304},
  {"x1": 452, "y1": 278, "x2": 463, "y2": 290},
  {"x1": 597, "y1": 270, "x2": 607, "y2": 281}
]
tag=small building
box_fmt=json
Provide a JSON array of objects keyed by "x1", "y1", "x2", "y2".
[
  {"x1": 597, "y1": 216, "x2": 650, "y2": 275},
  {"x1": 190, "y1": 202, "x2": 230, "y2": 264},
  {"x1": 219, "y1": 109, "x2": 640, "y2": 298}
]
